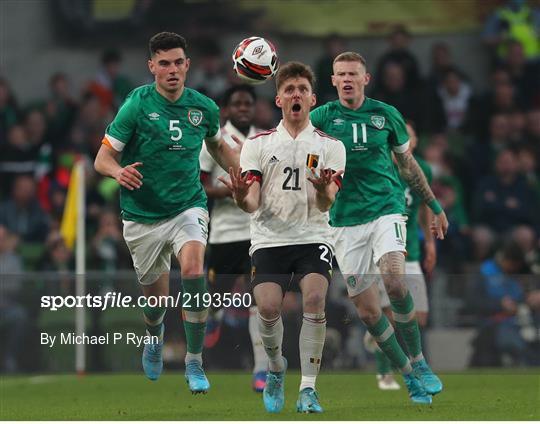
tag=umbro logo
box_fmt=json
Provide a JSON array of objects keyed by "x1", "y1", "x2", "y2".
[
  {"x1": 148, "y1": 112, "x2": 160, "y2": 120},
  {"x1": 269, "y1": 155, "x2": 279, "y2": 164},
  {"x1": 333, "y1": 118, "x2": 345, "y2": 126}
]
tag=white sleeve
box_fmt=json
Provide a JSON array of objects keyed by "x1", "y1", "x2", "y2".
[
  {"x1": 326, "y1": 140, "x2": 346, "y2": 175},
  {"x1": 199, "y1": 142, "x2": 215, "y2": 174},
  {"x1": 240, "y1": 138, "x2": 261, "y2": 173},
  {"x1": 205, "y1": 127, "x2": 222, "y2": 145}
]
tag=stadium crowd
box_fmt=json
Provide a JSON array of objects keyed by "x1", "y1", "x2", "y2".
[{"x1": 1, "y1": 18, "x2": 539, "y2": 373}]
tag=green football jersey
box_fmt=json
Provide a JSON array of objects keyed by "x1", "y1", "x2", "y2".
[
  {"x1": 311, "y1": 97, "x2": 410, "y2": 226},
  {"x1": 400, "y1": 155, "x2": 432, "y2": 262},
  {"x1": 105, "y1": 83, "x2": 220, "y2": 223}
]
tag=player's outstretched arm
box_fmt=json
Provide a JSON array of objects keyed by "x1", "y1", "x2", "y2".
[
  {"x1": 307, "y1": 168, "x2": 343, "y2": 212},
  {"x1": 218, "y1": 167, "x2": 260, "y2": 213},
  {"x1": 94, "y1": 144, "x2": 143, "y2": 191},
  {"x1": 205, "y1": 135, "x2": 242, "y2": 174},
  {"x1": 394, "y1": 150, "x2": 448, "y2": 239}
]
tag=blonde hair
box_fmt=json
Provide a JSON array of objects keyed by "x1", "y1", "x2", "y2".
[{"x1": 333, "y1": 51, "x2": 367, "y2": 68}]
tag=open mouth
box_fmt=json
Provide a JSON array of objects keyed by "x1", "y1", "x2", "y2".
[
  {"x1": 292, "y1": 104, "x2": 301, "y2": 112},
  {"x1": 167, "y1": 77, "x2": 179, "y2": 83},
  {"x1": 343, "y1": 85, "x2": 353, "y2": 92}
]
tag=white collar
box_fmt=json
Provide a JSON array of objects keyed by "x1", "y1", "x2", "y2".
[{"x1": 276, "y1": 120, "x2": 315, "y2": 141}]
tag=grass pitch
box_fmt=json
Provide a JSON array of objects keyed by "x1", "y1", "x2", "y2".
[{"x1": 1, "y1": 370, "x2": 539, "y2": 420}]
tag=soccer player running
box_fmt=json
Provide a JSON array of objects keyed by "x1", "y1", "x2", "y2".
[
  {"x1": 365, "y1": 122, "x2": 437, "y2": 391},
  {"x1": 220, "y1": 62, "x2": 346, "y2": 413},
  {"x1": 94, "y1": 32, "x2": 240, "y2": 394},
  {"x1": 199, "y1": 84, "x2": 267, "y2": 392},
  {"x1": 310, "y1": 52, "x2": 448, "y2": 405}
]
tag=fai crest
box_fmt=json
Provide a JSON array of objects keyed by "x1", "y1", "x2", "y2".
[
  {"x1": 346, "y1": 275, "x2": 357, "y2": 288},
  {"x1": 188, "y1": 109, "x2": 203, "y2": 126},
  {"x1": 371, "y1": 115, "x2": 385, "y2": 129}
]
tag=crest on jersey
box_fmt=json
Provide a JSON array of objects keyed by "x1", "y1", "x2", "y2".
[
  {"x1": 371, "y1": 115, "x2": 385, "y2": 129},
  {"x1": 188, "y1": 109, "x2": 203, "y2": 126},
  {"x1": 306, "y1": 153, "x2": 319, "y2": 169},
  {"x1": 346, "y1": 275, "x2": 357, "y2": 288}
]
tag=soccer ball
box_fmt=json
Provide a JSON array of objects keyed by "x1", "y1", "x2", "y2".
[{"x1": 232, "y1": 36, "x2": 279, "y2": 85}]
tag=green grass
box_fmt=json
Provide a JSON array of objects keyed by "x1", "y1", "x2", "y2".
[{"x1": 1, "y1": 370, "x2": 539, "y2": 420}]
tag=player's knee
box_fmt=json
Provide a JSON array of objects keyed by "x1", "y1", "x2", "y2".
[
  {"x1": 357, "y1": 306, "x2": 381, "y2": 326},
  {"x1": 302, "y1": 290, "x2": 326, "y2": 312},
  {"x1": 384, "y1": 280, "x2": 408, "y2": 299},
  {"x1": 257, "y1": 303, "x2": 281, "y2": 320},
  {"x1": 180, "y1": 261, "x2": 204, "y2": 277}
]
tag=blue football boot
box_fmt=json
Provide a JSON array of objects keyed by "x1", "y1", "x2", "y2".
[
  {"x1": 185, "y1": 360, "x2": 210, "y2": 394},
  {"x1": 403, "y1": 372, "x2": 432, "y2": 405},
  {"x1": 296, "y1": 388, "x2": 323, "y2": 413},
  {"x1": 413, "y1": 359, "x2": 443, "y2": 395},
  {"x1": 263, "y1": 357, "x2": 287, "y2": 413},
  {"x1": 142, "y1": 325, "x2": 163, "y2": 381}
]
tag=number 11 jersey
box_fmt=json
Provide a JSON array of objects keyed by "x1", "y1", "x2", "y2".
[{"x1": 240, "y1": 120, "x2": 346, "y2": 256}]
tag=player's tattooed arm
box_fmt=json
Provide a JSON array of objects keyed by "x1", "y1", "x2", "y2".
[
  {"x1": 395, "y1": 150, "x2": 449, "y2": 239},
  {"x1": 394, "y1": 150, "x2": 435, "y2": 204}
]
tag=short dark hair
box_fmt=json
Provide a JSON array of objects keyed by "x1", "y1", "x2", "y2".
[
  {"x1": 149, "y1": 32, "x2": 187, "y2": 57},
  {"x1": 222, "y1": 84, "x2": 257, "y2": 107},
  {"x1": 275, "y1": 61, "x2": 315, "y2": 91}
]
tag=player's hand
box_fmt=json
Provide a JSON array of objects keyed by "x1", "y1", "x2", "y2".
[
  {"x1": 218, "y1": 166, "x2": 254, "y2": 202},
  {"x1": 307, "y1": 168, "x2": 344, "y2": 192},
  {"x1": 114, "y1": 162, "x2": 143, "y2": 191},
  {"x1": 430, "y1": 210, "x2": 448, "y2": 240},
  {"x1": 423, "y1": 240, "x2": 437, "y2": 277}
]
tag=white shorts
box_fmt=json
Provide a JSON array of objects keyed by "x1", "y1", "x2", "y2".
[
  {"x1": 334, "y1": 214, "x2": 407, "y2": 298},
  {"x1": 123, "y1": 207, "x2": 209, "y2": 285}
]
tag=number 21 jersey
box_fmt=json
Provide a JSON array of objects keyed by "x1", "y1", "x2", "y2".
[{"x1": 240, "y1": 121, "x2": 346, "y2": 256}]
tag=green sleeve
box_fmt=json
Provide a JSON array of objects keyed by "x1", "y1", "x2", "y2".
[
  {"x1": 206, "y1": 100, "x2": 220, "y2": 139},
  {"x1": 106, "y1": 92, "x2": 139, "y2": 146},
  {"x1": 310, "y1": 105, "x2": 326, "y2": 129},
  {"x1": 386, "y1": 106, "x2": 409, "y2": 149}
]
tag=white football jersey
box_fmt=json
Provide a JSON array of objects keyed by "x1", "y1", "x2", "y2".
[
  {"x1": 199, "y1": 121, "x2": 259, "y2": 244},
  {"x1": 241, "y1": 120, "x2": 346, "y2": 255}
]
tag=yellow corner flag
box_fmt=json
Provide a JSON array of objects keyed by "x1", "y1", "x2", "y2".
[{"x1": 60, "y1": 162, "x2": 81, "y2": 250}]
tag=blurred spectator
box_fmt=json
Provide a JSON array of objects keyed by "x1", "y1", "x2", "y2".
[
  {"x1": 503, "y1": 40, "x2": 540, "y2": 108},
  {"x1": 470, "y1": 226, "x2": 497, "y2": 263},
  {"x1": 507, "y1": 109, "x2": 527, "y2": 144},
  {"x1": 511, "y1": 225, "x2": 540, "y2": 274},
  {"x1": 44, "y1": 72, "x2": 79, "y2": 147},
  {"x1": 23, "y1": 109, "x2": 52, "y2": 179},
  {"x1": 86, "y1": 48, "x2": 134, "y2": 110},
  {"x1": 0, "y1": 78, "x2": 19, "y2": 147},
  {"x1": 90, "y1": 210, "x2": 130, "y2": 272},
  {"x1": 473, "y1": 149, "x2": 539, "y2": 233},
  {"x1": 375, "y1": 25, "x2": 421, "y2": 91},
  {"x1": 426, "y1": 42, "x2": 469, "y2": 92},
  {"x1": 38, "y1": 231, "x2": 74, "y2": 294},
  {"x1": 371, "y1": 61, "x2": 429, "y2": 131},
  {"x1": 432, "y1": 67, "x2": 473, "y2": 132},
  {"x1": 69, "y1": 94, "x2": 112, "y2": 155},
  {"x1": 482, "y1": 0, "x2": 540, "y2": 62},
  {"x1": 253, "y1": 98, "x2": 279, "y2": 130},
  {"x1": 525, "y1": 108, "x2": 540, "y2": 146},
  {"x1": 0, "y1": 174, "x2": 50, "y2": 242},
  {"x1": 471, "y1": 240, "x2": 529, "y2": 366},
  {"x1": 0, "y1": 225, "x2": 28, "y2": 373},
  {"x1": 189, "y1": 38, "x2": 228, "y2": 100},
  {"x1": 315, "y1": 34, "x2": 347, "y2": 103},
  {"x1": 0, "y1": 125, "x2": 37, "y2": 195}
]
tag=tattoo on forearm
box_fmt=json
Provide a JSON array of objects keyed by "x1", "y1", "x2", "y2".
[{"x1": 395, "y1": 152, "x2": 435, "y2": 204}]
